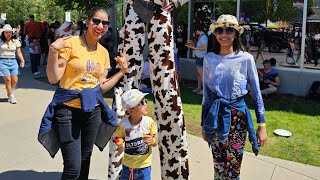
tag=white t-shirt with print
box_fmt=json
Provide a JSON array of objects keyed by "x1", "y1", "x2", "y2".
[
  {"x1": 0, "y1": 39, "x2": 21, "y2": 59},
  {"x1": 115, "y1": 116, "x2": 157, "y2": 168}
]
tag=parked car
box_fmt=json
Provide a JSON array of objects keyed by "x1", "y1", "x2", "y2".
[{"x1": 240, "y1": 23, "x2": 289, "y2": 53}]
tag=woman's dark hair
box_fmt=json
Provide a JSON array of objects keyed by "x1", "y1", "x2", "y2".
[
  {"x1": 87, "y1": 7, "x2": 108, "y2": 19},
  {"x1": 1, "y1": 31, "x2": 13, "y2": 42},
  {"x1": 211, "y1": 30, "x2": 244, "y2": 54},
  {"x1": 263, "y1": 59, "x2": 271, "y2": 65},
  {"x1": 194, "y1": 24, "x2": 205, "y2": 32},
  {"x1": 77, "y1": 20, "x2": 84, "y2": 36}
]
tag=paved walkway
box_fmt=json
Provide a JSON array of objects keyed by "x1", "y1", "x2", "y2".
[{"x1": 0, "y1": 57, "x2": 319, "y2": 180}]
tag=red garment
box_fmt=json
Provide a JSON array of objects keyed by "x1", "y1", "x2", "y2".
[{"x1": 24, "y1": 20, "x2": 43, "y2": 38}]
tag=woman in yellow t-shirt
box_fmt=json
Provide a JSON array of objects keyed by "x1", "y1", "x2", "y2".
[{"x1": 46, "y1": 7, "x2": 128, "y2": 180}]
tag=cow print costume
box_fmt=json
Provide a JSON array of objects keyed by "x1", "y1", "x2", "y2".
[{"x1": 108, "y1": 0, "x2": 190, "y2": 179}]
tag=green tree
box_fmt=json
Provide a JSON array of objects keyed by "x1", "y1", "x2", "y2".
[
  {"x1": 54, "y1": 0, "x2": 112, "y2": 11},
  {"x1": 270, "y1": 0, "x2": 299, "y2": 22},
  {"x1": 213, "y1": 0, "x2": 302, "y2": 25},
  {"x1": 216, "y1": 1, "x2": 237, "y2": 16},
  {"x1": 0, "y1": 0, "x2": 35, "y2": 27},
  {"x1": 174, "y1": 3, "x2": 189, "y2": 25},
  {"x1": 0, "y1": 0, "x2": 86, "y2": 28}
]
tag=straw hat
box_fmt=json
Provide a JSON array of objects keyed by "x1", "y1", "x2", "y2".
[{"x1": 210, "y1": 14, "x2": 244, "y2": 34}]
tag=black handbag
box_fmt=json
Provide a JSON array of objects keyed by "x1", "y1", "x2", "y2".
[{"x1": 132, "y1": 0, "x2": 156, "y2": 24}]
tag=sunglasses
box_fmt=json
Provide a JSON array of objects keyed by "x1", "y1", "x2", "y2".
[
  {"x1": 138, "y1": 99, "x2": 148, "y2": 106},
  {"x1": 91, "y1": 18, "x2": 110, "y2": 27},
  {"x1": 214, "y1": 27, "x2": 235, "y2": 35}
]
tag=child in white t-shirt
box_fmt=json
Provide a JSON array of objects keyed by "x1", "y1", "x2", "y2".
[{"x1": 114, "y1": 89, "x2": 157, "y2": 180}]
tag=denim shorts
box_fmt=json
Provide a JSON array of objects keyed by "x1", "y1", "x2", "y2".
[
  {"x1": 174, "y1": 53, "x2": 180, "y2": 71},
  {"x1": 0, "y1": 58, "x2": 19, "y2": 76},
  {"x1": 195, "y1": 56, "x2": 204, "y2": 67},
  {"x1": 120, "y1": 165, "x2": 151, "y2": 180}
]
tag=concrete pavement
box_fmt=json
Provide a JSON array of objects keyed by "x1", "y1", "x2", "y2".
[{"x1": 0, "y1": 61, "x2": 320, "y2": 180}]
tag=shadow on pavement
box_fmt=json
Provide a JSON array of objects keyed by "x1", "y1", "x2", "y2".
[
  {"x1": 0, "y1": 65, "x2": 56, "y2": 92},
  {"x1": 0, "y1": 98, "x2": 8, "y2": 102},
  {"x1": 0, "y1": 46, "x2": 56, "y2": 92},
  {"x1": 0, "y1": 170, "x2": 61, "y2": 180}
]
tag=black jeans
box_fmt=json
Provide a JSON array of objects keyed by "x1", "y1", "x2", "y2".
[
  {"x1": 30, "y1": 53, "x2": 40, "y2": 73},
  {"x1": 53, "y1": 105, "x2": 102, "y2": 180}
]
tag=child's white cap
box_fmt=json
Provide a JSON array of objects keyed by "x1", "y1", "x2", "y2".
[{"x1": 122, "y1": 89, "x2": 148, "y2": 109}]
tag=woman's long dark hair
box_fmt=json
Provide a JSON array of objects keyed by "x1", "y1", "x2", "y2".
[
  {"x1": 1, "y1": 31, "x2": 13, "y2": 42},
  {"x1": 210, "y1": 31, "x2": 244, "y2": 54},
  {"x1": 87, "y1": 7, "x2": 108, "y2": 19}
]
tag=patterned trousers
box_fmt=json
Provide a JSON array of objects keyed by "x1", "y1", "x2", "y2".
[{"x1": 211, "y1": 109, "x2": 247, "y2": 180}]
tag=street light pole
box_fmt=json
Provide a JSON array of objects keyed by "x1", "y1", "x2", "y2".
[
  {"x1": 35, "y1": 0, "x2": 40, "y2": 20},
  {"x1": 112, "y1": 0, "x2": 117, "y2": 54}
]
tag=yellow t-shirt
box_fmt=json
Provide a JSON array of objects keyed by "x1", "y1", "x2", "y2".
[
  {"x1": 115, "y1": 116, "x2": 157, "y2": 169},
  {"x1": 58, "y1": 36, "x2": 111, "y2": 108}
]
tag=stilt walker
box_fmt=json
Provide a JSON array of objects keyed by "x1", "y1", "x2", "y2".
[{"x1": 108, "y1": 0, "x2": 190, "y2": 179}]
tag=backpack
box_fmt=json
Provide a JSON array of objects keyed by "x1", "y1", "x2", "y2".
[{"x1": 306, "y1": 81, "x2": 320, "y2": 101}]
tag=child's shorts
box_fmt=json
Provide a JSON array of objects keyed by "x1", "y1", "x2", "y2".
[
  {"x1": 120, "y1": 165, "x2": 151, "y2": 180},
  {"x1": 0, "y1": 58, "x2": 19, "y2": 76}
]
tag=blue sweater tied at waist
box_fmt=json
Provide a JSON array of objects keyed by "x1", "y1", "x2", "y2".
[
  {"x1": 38, "y1": 85, "x2": 118, "y2": 158},
  {"x1": 202, "y1": 96, "x2": 259, "y2": 155}
]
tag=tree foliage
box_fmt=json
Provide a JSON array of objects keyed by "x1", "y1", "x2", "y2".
[
  {"x1": 53, "y1": 0, "x2": 112, "y2": 12},
  {"x1": 0, "y1": 0, "x2": 34, "y2": 26},
  {"x1": 174, "y1": 3, "x2": 189, "y2": 26},
  {"x1": 0, "y1": 0, "x2": 88, "y2": 27},
  {"x1": 269, "y1": 0, "x2": 299, "y2": 22},
  {"x1": 216, "y1": 1, "x2": 237, "y2": 16},
  {"x1": 216, "y1": 0, "x2": 301, "y2": 24}
]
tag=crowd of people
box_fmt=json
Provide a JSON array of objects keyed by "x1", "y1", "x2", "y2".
[{"x1": 175, "y1": 20, "x2": 320, "y2": 69}]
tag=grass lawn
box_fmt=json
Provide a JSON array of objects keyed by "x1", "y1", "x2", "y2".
[{"x1": 103, "y1": 82, "x2": 320, "y2": 167}]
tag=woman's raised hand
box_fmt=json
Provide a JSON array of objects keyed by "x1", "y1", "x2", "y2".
[
  {"x1": 162, "y1": 1, "x2": 174, "y2": 12},
  {"x1": 114, "y1": 50, "x2": 128, "y2": 73},
  {"x1": 50, "y1": 36, "x2": 72, "y2": 51}
]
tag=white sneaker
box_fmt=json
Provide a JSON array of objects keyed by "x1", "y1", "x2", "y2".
[
  {"x1": 197, "y1": 90, "x2": 203, "y2": 95},
  {"x1": 8, "y1": 94, "x2": 17, "y2": 104},
  {"x1": 192, "y1": 88, "x2": 200, "y2": 93}
]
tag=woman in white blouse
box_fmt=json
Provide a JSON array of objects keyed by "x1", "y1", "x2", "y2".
[{"x1": 0, "y1": 24, "x2": 25, "y2": 104}]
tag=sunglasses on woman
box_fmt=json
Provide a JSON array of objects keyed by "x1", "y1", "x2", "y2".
[
  {"x1": 92, "y1": 18, "x2": 110, "y2": 27},
  {"x1": 214, "y1": 27, "x2": 235, "y2": 35},
  {"x1": 138, "y1": 99, "x2": 148, "y2": 106}
]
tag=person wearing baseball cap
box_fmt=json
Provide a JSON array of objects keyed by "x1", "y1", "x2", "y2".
[
  {"x1": 0, "y1": 24, "x2": 25, "y2": 104},
  {"x1": 121, "y1": 89, "x2": 149, "y2": 110},
  {"x1": 201, "y1": 14, "x2": 267, "y2": 179},
  {"x1": 115, "y1": 89, "x2": 157, "y2": 179}
]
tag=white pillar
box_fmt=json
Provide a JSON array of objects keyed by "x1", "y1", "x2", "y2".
[
  {"x1": 300, "y1": 0, "x2": 308, "y2": 70},
  {"x1": 236, "y1": 0, "x2": 241, "y2": 20},
  {"x1": 187, "y1": 0, "x2": 192, "y2": 60},
  {"x1": 65, "y1": 12, "x2": 71, "y2": 22}
]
